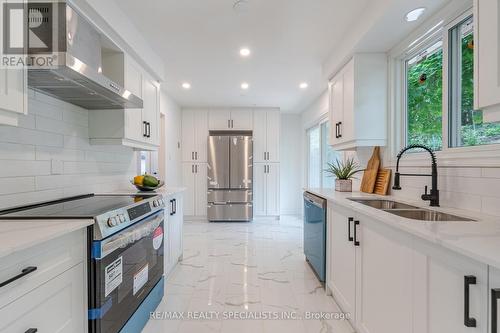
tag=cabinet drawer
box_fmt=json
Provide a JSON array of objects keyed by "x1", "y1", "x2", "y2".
[
  {"x1": 0, "y1": 229, "x2": 85, "y2": 308},
  {"x1": 0, "y1": 262, "x2": 86, "y2": 333}
]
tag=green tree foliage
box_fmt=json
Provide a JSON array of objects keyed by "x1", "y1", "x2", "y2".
[{"x1": 407, "y1": 47, "x2": 443, "y2": 151}]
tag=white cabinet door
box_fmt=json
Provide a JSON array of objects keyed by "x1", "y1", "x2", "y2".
[
  {"x1": 0, "y1": 263, "x2": 86, "y2": 333},
  {"x1": 266, "y1": 111, "x2": 281, "y2": 162},
  {"x1": 340, "y1": 60, "x2": 354, "y2": 143},
  {"x1": 209, "y1": 109, "x2": 231, "y2": 130},
  {"x1": 182, "y1": 163, "x2": 196, "y2": 216},
  {"x1": 253, "y1": 110, "x2": 267, "y2": 163},
  {"x1": 490, "y1": 267, "x2": 500, "y2": 333},
  {"x1": 194, "y1": 111, "x2": 209, "y2": 162},
  {"x1": 412, "y1": 238, "x2": 488, "y2": 333},
  {"x1": 327, "y1": 204, "x2": 356, "y2": 322},
  {"x1": 253, "y1": 163, "x2": 267, "y2": 216},
  {"x1": 143, "y1": 77, "x2": 160, "y2": 145},
  {"x1": 329, "y1": 76, "x2": 344, "y2": 146},
  {"x1": 230, "y1": 108, "x2": 253, "y2": 130},
  {"x1": 475, "y1": 0, "x2": 500, "y2": 110},
  {"x1": 355, "y1": 216, "x2": 414, "y2": 333},
  {"x1": 172, "y1": 194, "x2": 184, "y2": 261},
  {"x1": 266, "y1": 163, "x2": 280, "y2": 216},
  {"x1": 194, "y1": 163, "x2": 207, "y2": 217}
]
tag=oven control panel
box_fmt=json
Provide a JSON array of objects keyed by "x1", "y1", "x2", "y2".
[{"x1": 94, "y1": 196, "x2": 165, "y2": 240}]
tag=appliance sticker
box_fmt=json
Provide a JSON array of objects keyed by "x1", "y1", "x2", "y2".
[
  {"x1": 104, "y1": 256, "x2": 123, "y2": 297},
  {"x1": 153, "y1": 226, "x2": 164, "y2": 250},
  {"x1": 133, "y1": 264, "x2": 149, "y2": 295}
]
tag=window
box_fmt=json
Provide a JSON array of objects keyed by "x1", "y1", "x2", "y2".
[
  {"x1": 307, "y1": 120, "x2": 341, "y2": 188},
  {"x1": 405, "y1": 40, "x2": 444, "y2": 151},
  {"x1": 448, "y1": 16, "x2": 500, "y2": 147}
]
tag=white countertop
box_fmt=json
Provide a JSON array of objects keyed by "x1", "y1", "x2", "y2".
[
  {"x1": 0, "y1": 219, "x2": 93, "y2": 260},
  {"x1": 306, "y1": 188, "x2": 500, "y2": 269}
]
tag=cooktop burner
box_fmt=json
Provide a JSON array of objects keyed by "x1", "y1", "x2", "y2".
[{"x1": 0, "y1": 194, "x2": 156, "y2": 218}]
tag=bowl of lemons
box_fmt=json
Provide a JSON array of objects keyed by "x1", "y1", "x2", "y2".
[{"x1": 131, "y1": 174, "x2": 164, "y2": 191}]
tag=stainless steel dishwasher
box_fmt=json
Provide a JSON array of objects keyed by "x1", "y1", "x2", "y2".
[{"x1": 303, "y1": 192, "x2": 327, "y2": 282}]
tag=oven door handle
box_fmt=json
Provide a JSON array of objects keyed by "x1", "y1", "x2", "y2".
[{"x1": 97, "y1": 211, "x2": 164, "y2": 259}]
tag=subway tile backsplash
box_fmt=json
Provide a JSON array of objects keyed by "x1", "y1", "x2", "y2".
[{"x1": 0, "y1": 90, "x2": 137, "y2": 210}]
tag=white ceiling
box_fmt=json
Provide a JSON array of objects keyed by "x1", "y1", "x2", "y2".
[{"x1": 114, "y1": 0, "x2": 451, "y2": 113}]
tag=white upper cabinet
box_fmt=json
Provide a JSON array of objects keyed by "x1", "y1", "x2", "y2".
[
  {"x1": 253, "y1": 108, "x2": 280, "y2": 163},
  {"x1": 182, "y1": 109, "x2": 208, "y2": 162},
  {"x1": 474, "y1": 0, "x2": 500, "y2": 121},
  {"x1": 328, "y1": 54, "x2": 387, "y2": 151},
  {"x1": 208, "y1": 108, "x2": 253, "y2": 130},
  {"x1": 230, "y1": 108, "x2": 253, "y2": 130},
  {"x1": 89, "y1": 55, "x2": 161, "y2": 151},
  {"x1": 0, "y1": 1, "x2": 27, "y2": 127}
]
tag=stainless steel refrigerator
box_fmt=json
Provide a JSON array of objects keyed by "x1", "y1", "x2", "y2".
[{"x1": 207, "y1": 134, "x2": 253, "y2": 222}]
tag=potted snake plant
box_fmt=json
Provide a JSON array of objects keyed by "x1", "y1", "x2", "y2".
[{"x1": 325, "y1": 158, "x2": 363, "y2": 192}]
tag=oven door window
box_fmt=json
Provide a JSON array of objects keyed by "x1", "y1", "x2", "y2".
[{"x1": 90, "y1": 211, "x2": 164, "y2": 333}]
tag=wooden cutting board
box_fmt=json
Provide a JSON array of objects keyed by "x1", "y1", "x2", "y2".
[
  {"x1": 374, "y1": 169, "x2": 391, "y2": 195},
  {"x1": 360, "y1": 146, "x2": 380, "y2": 193}
]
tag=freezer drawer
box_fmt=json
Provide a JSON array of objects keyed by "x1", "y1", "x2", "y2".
[
  {"x1": 207, "y1": 189, "x2": 253, "y2": 203},
  {"x1": 208, "y1": 203, "x2": 253, "y2": 222}
]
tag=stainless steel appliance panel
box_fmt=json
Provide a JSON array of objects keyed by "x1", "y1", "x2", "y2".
[
  {"x1": 207, "y1": 136, "x2": 230, "y2": 189},
  {"x1": 207, "y1": 189, "x2": 253, "y2": 204},
  {"x1": 229, "y1": 136, "x2": 253, "y2": 189},
  {"x1": 207, "y1": 203, "x2": 253, "y2": 222}
]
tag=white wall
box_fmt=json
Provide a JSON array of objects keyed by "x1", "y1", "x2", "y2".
[
  {"x1": 0, "y1": 91, "x2": 137, "y2": 210},
  {"x1": 160, "y1": 89, "x2": 182, "y2": 187},
  {"x1": 280, "y1": 114, "x2": 302, "y2": 215}
]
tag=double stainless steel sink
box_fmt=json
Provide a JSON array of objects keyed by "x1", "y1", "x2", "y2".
[{"x1": 349, "y1": 198, "x2": 475, "y2": 222}]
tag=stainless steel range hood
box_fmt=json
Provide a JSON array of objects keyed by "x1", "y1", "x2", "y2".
[{"x1": 27, "y1": 3, "x2": 143, "y2": 110}]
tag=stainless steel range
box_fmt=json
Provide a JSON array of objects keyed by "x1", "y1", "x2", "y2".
[{"x1": 0, "y1": 194, "x2": 166, "y2": 333}]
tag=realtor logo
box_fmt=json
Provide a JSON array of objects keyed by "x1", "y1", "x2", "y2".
[{"x1": 2, "y1": 1, "x2": 57, "y2": 67}]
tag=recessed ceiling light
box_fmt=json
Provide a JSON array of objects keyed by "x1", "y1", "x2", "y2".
[
  {"x1": 241, "y1": 82, "x2": 249, "y2": 90},
  {"x1": 182, "y1": 82, "x2": 191, "y2": 89},
  {"x1": 240, "y1": 48, "x2": 251, "y2": 57},
  {"x1": 405, "y1": 7, "x2": 426, "y2": 22},
  {"x1": 300, "y1": 82, "x2": 309, "y2": 89}
]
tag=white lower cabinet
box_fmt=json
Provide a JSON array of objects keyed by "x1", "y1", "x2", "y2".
[
  {"x1": 182, "y1": 163, "x2": 207, "y2": 217},
  {"x1": 0, "y1": 263, "x2": 86, "y2": 333},
  {"x1": 164, "y1": 192, "x2": 184, "y2": 276},
  {"x1": 490, "y1": 268, "x2": 500, "y2": 333},
  {"x1": 327, "y1": 203, "x2": 489, "y2": 333},
  {"x1": 412, "y1": 238, "x2": 488, "y2": 333},
  {"x1": 254, "y1": 163, "x2": 280, "y2": 217},
  {"x1": 0, "y1": 229, "x2": 86, "y2": 333}
]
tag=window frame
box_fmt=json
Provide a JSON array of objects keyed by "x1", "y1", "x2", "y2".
[
  {"x1": 306, "y1": 116, "x2": 337, "y2": 188},
  {"x1": 388, "y1": 3, "x2": 500, "y2": 168}
]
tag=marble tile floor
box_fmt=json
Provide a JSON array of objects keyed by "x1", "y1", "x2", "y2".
[{"x1": 143, "y1": 216, "x2": 355, "y2": 333}]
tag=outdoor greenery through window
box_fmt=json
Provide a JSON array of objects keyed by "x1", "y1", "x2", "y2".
[
  {"x1": 448, "y1": 16, "x2": 500, "y2": 147},
  {"x1": 406, "y1": 40, "x2": 443, "y2": 151}
]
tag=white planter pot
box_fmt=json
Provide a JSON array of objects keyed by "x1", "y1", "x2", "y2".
[{"x1": 335, "y1": 179, "x2": 353, "y2": 192}]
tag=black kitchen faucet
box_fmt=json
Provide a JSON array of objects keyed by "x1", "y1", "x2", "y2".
[{"x1": 392, "y1": 144, "x2": 440, "y2": 207}]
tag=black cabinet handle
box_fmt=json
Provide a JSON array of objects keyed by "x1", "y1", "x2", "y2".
[
  {"x1": 0, "y1": 266, "x2": 37, "y2": 288},
  {"x1": 143, "y1": 121, "x2": 147, "y2": 137},
  {"x1": 147, "y1": 122, "x2": 151, "y2": 138},
  {"x1": 195, "y1": 152, "x2": 198, "y2": 160},
  {"x1": 492, "y1": 288, "x2": 500, "y2": 333},
  {"x1": 348, "y1": 217, "x2": 354, "y2": 242},
  {"x1": 464, "y1": 275, "x2": 477, "y2": 327},
  {"x1": 338, "y1": 121, "x2": 342, "y2": 138},
  {"x1": 170, "y1": 199, "x2": 174, "y2": 216},
  {"x1": 335, "y1": 123, "x2": 339, "y2": 139},
  {"x1": 173, "y1": 199, "x2": 177, "y2": 215},
  {"x1": 25, "y1": 329, "x2": 37, "y2": 333},
  {"x1": 353, "y1": 221, "x2": 360, "y2": 246}
]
